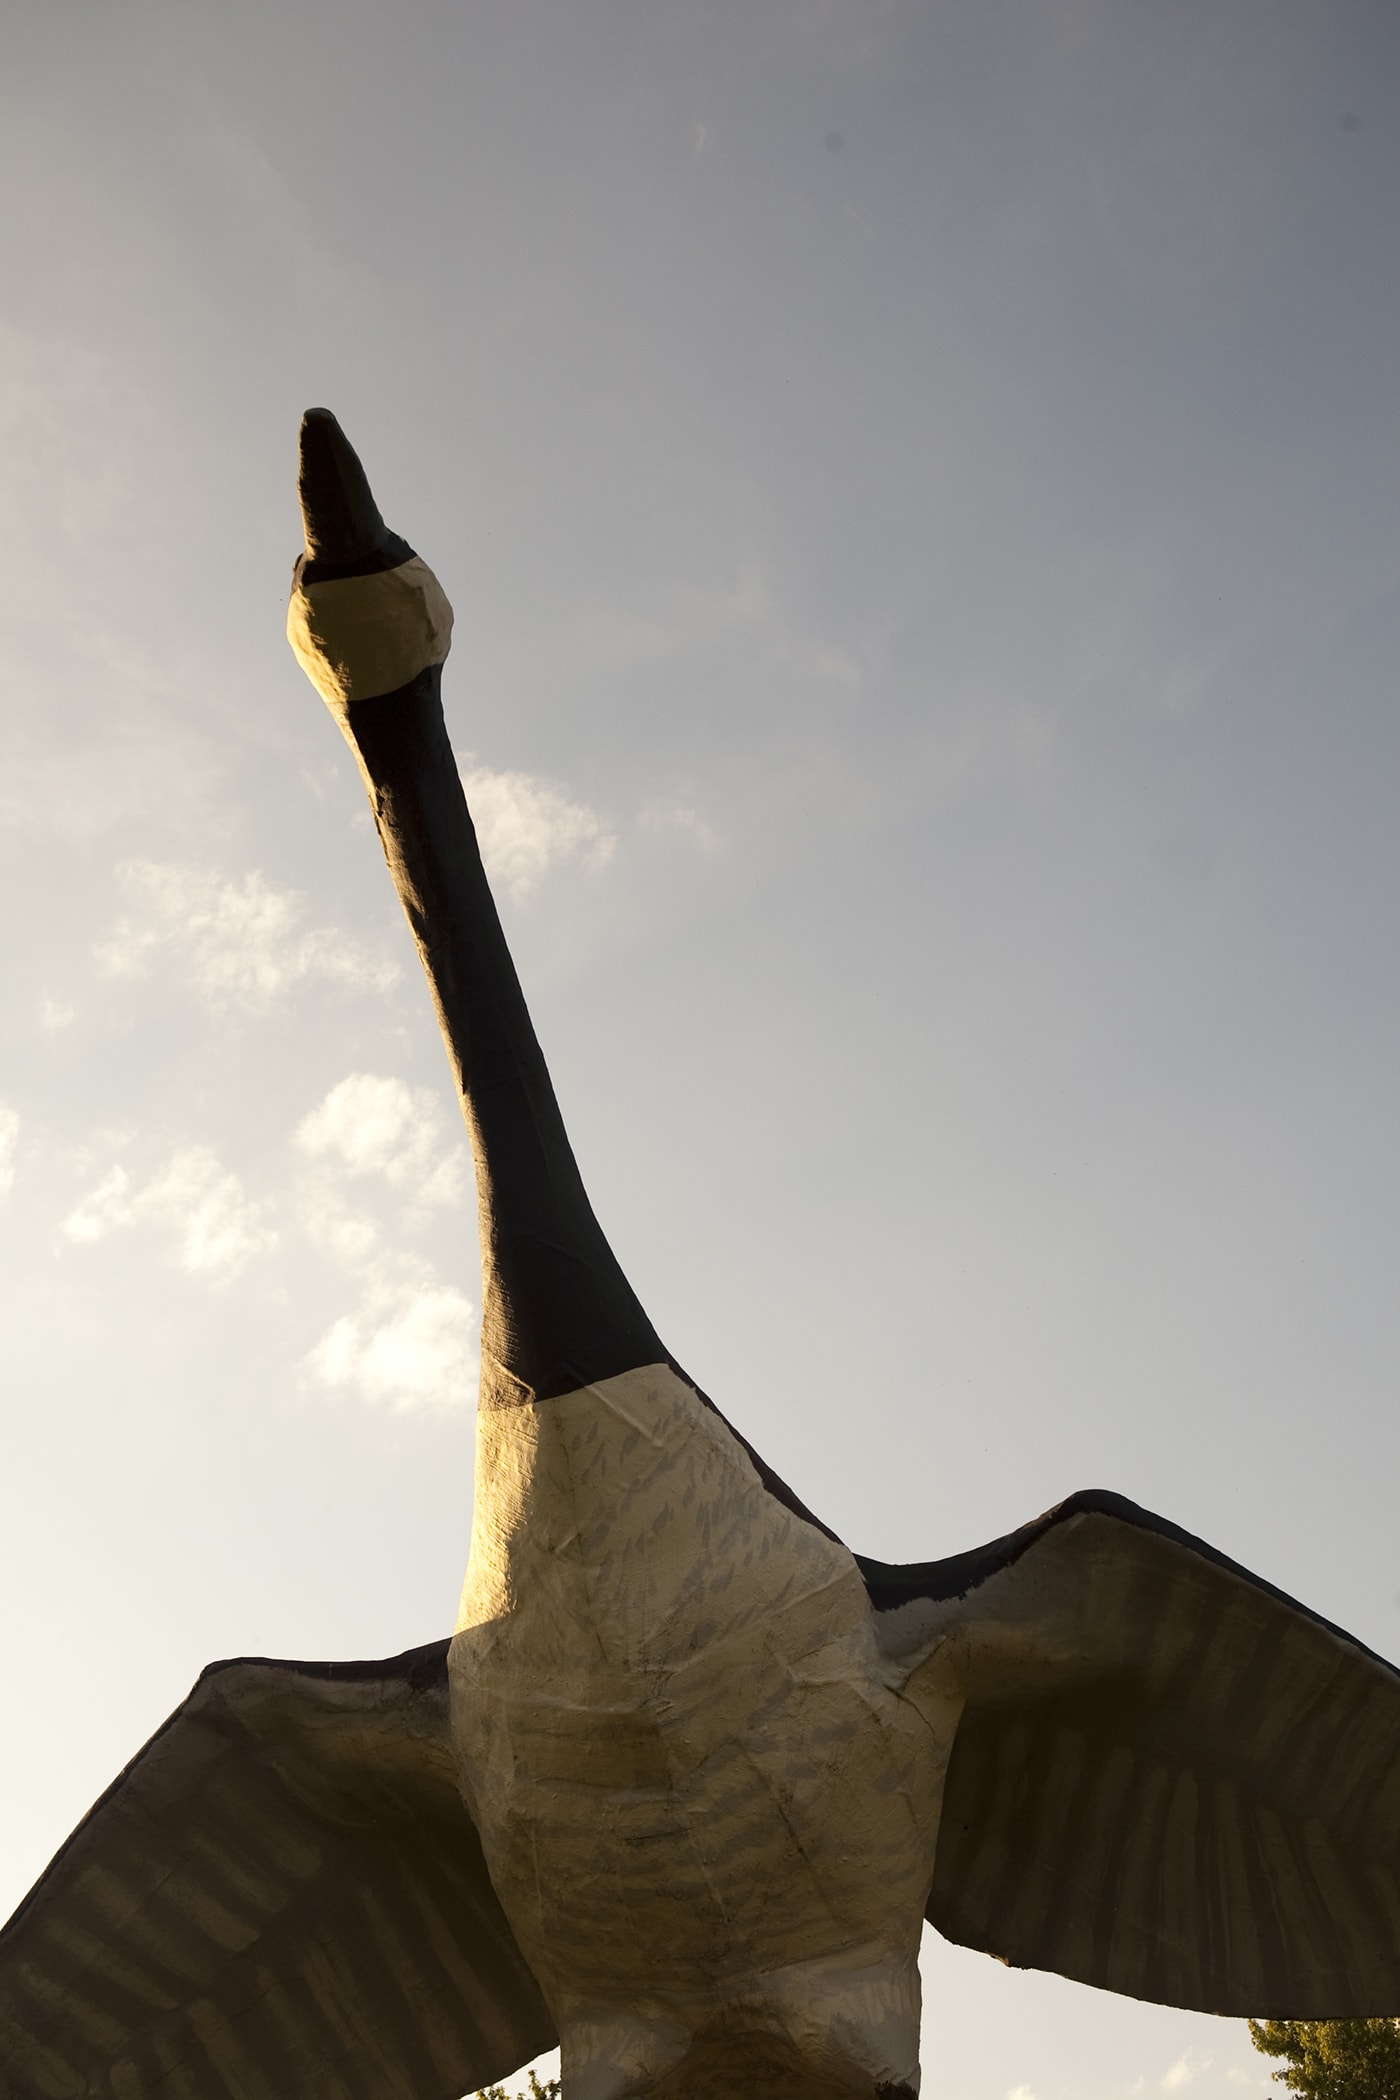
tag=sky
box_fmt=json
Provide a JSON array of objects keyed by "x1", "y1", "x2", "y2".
[{"x1": 1, "y1": 3, "x2": 1398, "y2": 2095}]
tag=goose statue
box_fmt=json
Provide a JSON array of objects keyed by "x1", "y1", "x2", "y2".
[{"x1": 2, "y1": 412, "x2": 1398, "y2": 2100}]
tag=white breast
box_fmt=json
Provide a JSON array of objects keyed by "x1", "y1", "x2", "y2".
[{"x1": 449, "y1": 1363, "x2": 961, "y2": 2099}]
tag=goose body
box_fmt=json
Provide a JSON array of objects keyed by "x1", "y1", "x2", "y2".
[
  {"x1": 2, "y1": 412, "x2": 1399, "y2": 2100},
  {"x1": 453, "y1": 1360, "x2": 947, "y2": 2098}
]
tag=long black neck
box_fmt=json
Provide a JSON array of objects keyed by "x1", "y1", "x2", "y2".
[
  {"x1": 295, "y1": 407, "x2": 843, "y2": 1539},
  {"x1": 341, "y1": 666, "x2": 664, "y2": 1408},
  {"x1": 342, "y1": 666, "x2": 847, "y2": 1539}
]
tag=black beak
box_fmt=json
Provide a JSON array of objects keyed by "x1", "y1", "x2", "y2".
[{"x1": 297, "y1": 408, "x2": 412, "y2": 580}]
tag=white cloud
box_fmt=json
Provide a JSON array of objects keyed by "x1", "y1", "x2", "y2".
[
  {"x1": 62, "y1": 1165, "x2": 129, "y2": 1244},
  {"x1": 1007, "y1": 2084, "x2": 1038, "y2": 2100},
  {"x1": 303, "y1": 1265, "x2": 476, "y2": 1412},
  {"x1": 637, "y1": 799, "x2": 721, "y2": 854},
  {"x1": 96, "y1": 860, "x2": 397, "y2": 1012},
  {"x1": 62, "y1": 1145, "x2": 275, "y2": 1283},
  {"x1": 457, "y1": 757, "x2": 615, "y2": 902},
  {"x1": 294, "y1": 1073, "x2": 468, "y2": 1213},
  {"x1": 38, "y1": 996, "x2": 75, "y2": 1032},
  {"x1": 0, "y1": 1104, "x2": 19, "y2": 1199},
  {"x1": 1162, "y1": 2052, "x2": 1213, "y2": 2092},
  {"x1": 293, "y1": 1078, "x2": 474, "y2": 1407},
  {"x1": 298, "y1": 1187, "x2": 382, "y2": 1266}
]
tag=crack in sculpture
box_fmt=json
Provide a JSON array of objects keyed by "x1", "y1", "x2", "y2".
[{"x1": 2, "y1": 413, "x2": 1398, "y2": 2100}]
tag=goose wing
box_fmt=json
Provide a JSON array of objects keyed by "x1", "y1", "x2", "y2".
[
  {"x1": 859, "y1": 1490, "x2": 1400, "y2": 2017},
  {"x1": 0, "y1": 1641, "x2": 554, "y2": 2099}
]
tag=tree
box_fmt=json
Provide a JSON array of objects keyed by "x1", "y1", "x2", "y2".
[
  {"x1": 1250, "y1": 2020, "x2": 1400, "y2": 2100},
  {"x1": 471, "y1": 2074, "x2": 561, "y2": 2100}
]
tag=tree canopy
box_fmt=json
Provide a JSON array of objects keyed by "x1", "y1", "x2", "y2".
[{"x1": 1250, "y1": 2020, "x2": 1400, "y2": 2100}]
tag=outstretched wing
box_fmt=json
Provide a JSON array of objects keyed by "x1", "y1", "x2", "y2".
[
  {"x1": 859, "y1": 1490, "x2": 1400, "y2": 2018},
  {"x1": 0, "y1": 1642, "x2": 554, "y2": 2099}
]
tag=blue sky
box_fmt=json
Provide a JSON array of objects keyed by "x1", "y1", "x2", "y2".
[{"x1": 1, "y1": 5, "x2": 1398, "y2": 2095}]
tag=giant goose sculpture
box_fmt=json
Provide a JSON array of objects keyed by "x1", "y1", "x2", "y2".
[{"x1": 2, "y1": 412, "x2": 1398, "y2": 2100}]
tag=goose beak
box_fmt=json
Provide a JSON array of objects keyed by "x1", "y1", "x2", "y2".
[{"x1": 297, "y1": 407, "x2": 396, "y2": 568}]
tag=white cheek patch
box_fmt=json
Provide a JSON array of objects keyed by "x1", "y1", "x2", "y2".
[{"x1": 286, "y1": 554, "x2": 454, "y2": 707}]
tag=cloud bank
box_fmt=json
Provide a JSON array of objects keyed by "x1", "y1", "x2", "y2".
[
  {"x1": 294, "y1": 1072, "x2": 467, "y2": 1214},
  {"x1": 97, "y1": 860, "x2": 397, "y2": 1011},
  {"x1": 295, "y1": 1072, "x2": 476, "y2": 1411},
  {"x1": 458, "y1": 757, "x2": 615, "y2": 902},
  {"x1": 62, "y1": 1144, "x2": 275, "y2": 1283},
  {"x1": 302, "y1": 1267, "x2": 476, "y2": 1414}
]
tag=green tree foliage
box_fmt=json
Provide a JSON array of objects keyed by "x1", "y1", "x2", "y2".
[
  {"x1": 471, "y1": 2073, "x2": 561, "y2": 2100},
  {"x1": 1249, "y1": 2020, "x2": 1400, "y2": 2100}
]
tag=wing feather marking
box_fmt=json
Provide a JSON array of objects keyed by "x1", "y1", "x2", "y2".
[
  {"x1": 947, "y1": 1715, "x2": 1025, "y2": 1940},
  {"x1": 1300, "y1": 1817, "x2": 1385, "y2": 2006},
  {"x1": 1252, "y1": 1802, "x2": 1335, "y2": 2008},
  {"x1": 300, "y1": 1971, "x2": 420, "y2": 2100},
  {"x1": 21, "y1": 1910, "x2": 181, "y2": 2020},
  {"x1": 1132, "y1": 1556, "x2": 1209, "y2": 1706},
  {"x1": 1366, "y1": 1860, "x2": 1400, "y2": 2004},
  {"x1": 1278, "y1": 1663, "x2": 1370, "y2": 1827},
  {"x1": 1361, "y1": 1741, "x2": 1400, "y2": 1854},
  {"x1": 232, "y1": 1958, "x2": 354, "y2": 2100},
  {"x1": 1334, "y1": 1674, "x2": 1400, "y2": 1845},
  {"x1": 1077, "y1": 1741, "x2": 1137, "y2": 1987},
  {"x1": 1101, "y1": 1756, "x2": 1171, "y2": 2001},
  {"x1": 146, "y1": 2023, "x2": 207, "y2": 2100},
  {"x1": 1006, "y1": 1725, "x2": 1087, "y2": 1962},
  {"x1": 393, "y1": 1849, "x2": 533, "y2": 2066},
  {"x1": 332, "y1": 1871, "x2": 457, "y2": 2094},
  {"x1": 347, "y1": 1877, "x2": 460, "y2": 2089},
  {"x1": 1207, "y1": 1777, "x2": 1264, "y2": 2007},
  {"x1": 0, "y1": 2017, "x2": 83, "y2": 2100},
  {"x1": 0, "y1": 1950, "x2": 132, "y2": 2057},
  {"x1": 46, "y1": 1861, "x2": 217, "y2": 1993},
  {"x1": 136, "y1": 1861, "x2": 262, "y2": 1958},
  {"x1": 1035, "y1": 1727, "x2": 1108, "y2": 1984},
  {"x1": 180, "y1": 1822, "x2": 295, "y2": 1920},
  {"x1": 1152, "y1": 1768, "x2": 1201, "y2": 2008},
  {"x1": 183, "y1": 1995, "x2": 274, "y2": 2100},
  {"x1": 299, "y1": 1934, "x2": 382, "y2": 2061}
]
